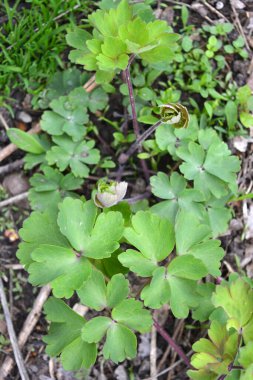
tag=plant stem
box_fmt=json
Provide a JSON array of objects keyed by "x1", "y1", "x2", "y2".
[
  {"x1": 124, "y1": 65, "x2": 140, "y2": 138},
  {"x1": 153, "y1": 319, "x2": 191, "y2": 367},
  {"x1": 119, "y1": 120, "x2": 162, "y2": 164},
  {"x1": 123, "y1": 57, "x2": 150, "y2": 182}
]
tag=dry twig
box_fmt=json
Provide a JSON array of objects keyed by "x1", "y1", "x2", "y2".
[
  {"x1": 0, "y1": 285, "x2": 51, "y2": 378},
  {"x1": 229, "y1": 0, "x2": 250, "y2": 50},
  {"x1": 150, "y1": 324, "x2": 157, "y2": 379},
  {"x1": 0, "y1": 192, "x2": 28, "y2": 209},
  {"x1": 83, "y1": 75, "x2": 97, "y2": 92},
  {"x1": 0, "y1": 113, "x2": 10, "y2": 131},
  {"x1": 0, "y1": 159, "x2": 24, "y2": 176},
  {"x1": 0, "y1": 278, "x2": 30, "y2": 380},
  {"x1": 201, "y1": 0, "x2": 229, "y2": 22}
]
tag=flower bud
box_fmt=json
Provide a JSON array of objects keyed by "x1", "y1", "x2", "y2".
[
  {"x1": 159, "y1": 103, "x2": 189, "y2": 128},
  {"x1": 94, "y1": 180, "x2": 128, "y2": 208}
]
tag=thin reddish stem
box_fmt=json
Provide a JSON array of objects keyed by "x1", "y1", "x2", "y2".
[
  {"x1": 153, "y1": 319, "x2": 191, "y2": 367},
  {"x1": 124, "y1": 65, "x2": 140, "y2": 138},
  {"x1": 123, "y1": 59, "x2": 150, "y2": 182}
]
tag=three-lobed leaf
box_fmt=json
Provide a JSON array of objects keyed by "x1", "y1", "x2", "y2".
[
  {"x1": 22, "y1": 198, "x2": 124, "y2": 297},
  {"x1": 43, "y1": 297, "x2": 97, "y2": 370},
  {"x1": 29, "y1": 245, "x2": 91, "y2": 298},
  {"x1": 28, "y1": 166, "x2": 83, "y2": 210},
  {"x1": 17, "y1": 209, "x2": 70, "y2": 268},
  {"x1": 46, "y1": 136, "x2": 100, "y2": 178},
  {"x1": 175, "y1": 211, "x2": 224, "y2": 277},
  {"x1": 212, "y1": 278, "x2": 253, "y2": 341},
  {"x1": 141, "y1": 255, "x2": 208, "y2": 318},
  {"x1": 78, "y1": 270, "x2": 129, "y2": 310},
  {"x1": 119, "y1": 211, "x2": 175, "y2": 276}
]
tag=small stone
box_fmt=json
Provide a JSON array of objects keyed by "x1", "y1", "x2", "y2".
[
  {"x1": 216, "y1": 1, "x2": 224, "y2": 10},
  {"x1": 16, "y1": 111, "x2": 32, "y2": 123},
  {"x1": 2, "y1": 173, "x2": 29, "y2": 196},
  {"x1": 233, "y1": 136, "x2": 248, "y2": 152},
  {"x1": 114, "y1": 365, "x2": 128, "y2": 380},
  {"x1": 138, "y1": 334, "x2": 151, "y2": 359},
  {"x1": 229, "y1": 218, "x2": 243, "y2": 231},
  {"x1": 30, "y1": 365, "x2": 39, "y2": 373}
]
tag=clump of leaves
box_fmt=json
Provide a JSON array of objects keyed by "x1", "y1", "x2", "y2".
[
  {"x1": 41, "y1": 87, "x2": 90, "y2": 142},
  {"x1": 43, "y1": 297, "x2": 97, "y2": 370},
  {"x1": 189, "y1": 277, "x2": 253, "y2": 380},
  {"x1": 66, "y1": 0, "x2": 179, "y2": 83},
  {"x1": 28, "y1": 166, "x2": 83, "y2": 211},
  {"x1": 79, "y1": 272, "x2": 152, "y2": 363},
  {"x1": 19, "y1": 198, "x2": 124, "y2": 298},
  {"x1": 188, "y1": 320, "x2": 239, "y2": 380},
  {"x1": 46, "y1": 136, "x2": 100, "y2": 178},
  {"x1": 151, "y1": 127, "x2": 239, "y2": 236}
]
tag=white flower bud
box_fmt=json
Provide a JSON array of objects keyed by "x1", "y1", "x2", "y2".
[{"x1": 94, "y1": 180, "x2": 128, "y2": 208}]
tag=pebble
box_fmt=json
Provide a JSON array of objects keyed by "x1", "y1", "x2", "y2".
[
  {"x1": 2, "y1": 173, "x2": 29, "y2": 196},
  {"x1": 216, "y1": 1, "x2": 224, "y2": 10},
  {"x1": 115, "y1": 365, "x2": 128, "y2": 380},
  {"x1": 138, "y1": 334, "x2": 151, "y2": 359},
  {"x1": 16, "y1": 111, "x2": 32, "y2": 123}
]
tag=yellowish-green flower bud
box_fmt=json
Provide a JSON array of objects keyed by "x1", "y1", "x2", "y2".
[
  {"x1": 159, "y1": 103, "x2": 189, "y2": 128},
  {"x1": 94, "y1": 180, "x2": 128, "y2": 208}
]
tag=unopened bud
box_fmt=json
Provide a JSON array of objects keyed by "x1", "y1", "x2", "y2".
[
  {"x1": 159, "y1": 103, "x2": 189, "y2": 128},
  {"x1": 94, "y1": 180, "x2": 128, "y2": 208}
]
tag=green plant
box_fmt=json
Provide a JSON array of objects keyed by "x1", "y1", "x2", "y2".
[
  {"x1": 6, "y1": 1, "x2": 252, "y2": 379},
  {"x1": 116, "y1": 13, "x2": 251, "y2": 137},
  {"x1": 188, "y1": 276, "x2": 253, "y2": 380}
]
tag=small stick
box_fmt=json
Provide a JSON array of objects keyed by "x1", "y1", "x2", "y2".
[
  {"x1": 83, "y1": 75, "x2": 96, "y2": 91},
  {"x1": 144, "y1": 357, "x2": 184, "y2": 380},
  {"x1": 4, "y1": 264, "x2": 24, "y2": 270},
  {"x1": 229, "y1": 0, "x2": 250, "y2": 51},
  {"x1": 0, "y1": 159, "x2": 24, "y2": 176},
  {"x1": 0, "y1": 123, "x2": 41, "y2": 164},
  {"x1": 150, "y1": 323, "x2": 157, "y2": 379},
  {"x1": 201, "y1": 0, "x2": 230, "y2": 22},
  {"x1": 0, "y1": 192, "x2": 28, "y2": 209},
  {"x1": 0, "y1": 285, "x2": 51, "y2": 378},
  {"x1": 0, "y1": 113, "x2": 10, "y2": 131},
  {"x1": 53, "y1": 4, "x2": 81, "y2": 22},
  {"x1": 0, "y1": 278, "x2": 30, "y2": 380},
  {"x1": 85, "y1": 80, "x2": 98, "y2": 93}
]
